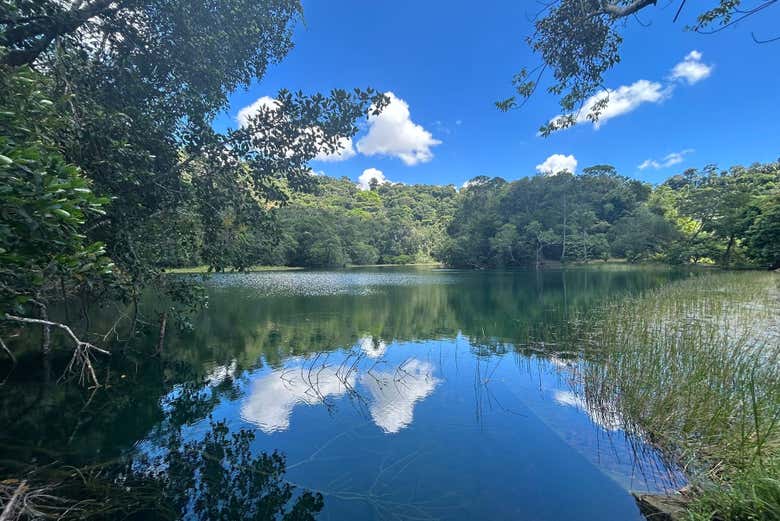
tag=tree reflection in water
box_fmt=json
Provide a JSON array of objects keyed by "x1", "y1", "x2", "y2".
[{"x1": 134, "y1": 417, "x2": 324, "y2": 521}]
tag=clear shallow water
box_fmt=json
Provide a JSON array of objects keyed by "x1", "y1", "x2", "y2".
[{"x1": 1, "y1": 267, "x2": 691, "y2": 520}]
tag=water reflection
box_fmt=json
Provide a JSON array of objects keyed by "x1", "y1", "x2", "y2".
[
  {"x1": 240, "y1": 353, "x2": 440, "y2": 435},
  {"x1": 242, "y1": 364, "x2": 356, "y2": 433},
  {"x1": 358, "y1": 335, "x2": 388, "y2": 358},
  {"x1": 361, "y1": 359, "x2": 440, "y2": 433},
  {"x1": 0, "y1": 267, "x2": 696, "y2": 521}
]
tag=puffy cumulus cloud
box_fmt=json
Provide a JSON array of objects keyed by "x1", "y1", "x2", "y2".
[
  {"x1": 536, "y1": 154, "x2": 578, "y2": 175},
  {"x1": 314, "y1": 136, "x2": 356, "y2": 162},
  {"x1": 356, "y1": 92, "x2": 441, "y2": 166},
  {"x1": 360, "y1": 359, "x2": 440, "y2": 433},
  {"x1": 357, "y1": 167, "x2": 389, "y2": 190},
  {"x1": 553, "y1": 80, "x2": 670, "y2": 130},
  {"x1": 670, "y1": 50, "x2": 713, "y2": 85},
  {"x1": 236, "y1": 96, "x2": 281, "y2": 127},
  {"x1": 357, "y1": 335, "x2": 388, "y2": 358},
  {"x1": 638, "y1": 148, "x2": 694, "y2": 170},
  {"x1": 237, "y1": 96, "x2": 355, "y2": 162}
]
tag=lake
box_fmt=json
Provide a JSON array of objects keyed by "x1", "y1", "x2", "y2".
[{"x1": 1, "y1": 266, "x2": 694, "y2": 520}]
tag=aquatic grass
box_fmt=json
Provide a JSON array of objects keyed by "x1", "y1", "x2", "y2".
[
  {"x1": 569, "y1": 272, "x2": 779, "y2": 518},
  {"x1": 686, "y1": 457, "x2": 780, "y2": 521}
]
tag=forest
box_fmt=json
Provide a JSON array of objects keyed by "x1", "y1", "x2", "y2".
[{"x1": 160, "y1": 163, "x2": 779, "y2": 270}]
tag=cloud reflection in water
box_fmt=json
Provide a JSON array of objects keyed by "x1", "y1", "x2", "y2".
[{"x1": 240, "y1": 353, "x2": 439, "y2": 435}]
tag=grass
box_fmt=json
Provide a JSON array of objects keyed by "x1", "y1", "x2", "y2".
[{"x1": 571, "y1": 271, "x2": 780, "y2": 520}]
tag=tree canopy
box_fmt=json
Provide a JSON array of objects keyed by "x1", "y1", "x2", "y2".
[{"x1": 1, "y1": 0, "x2": 385, "y2": 358}]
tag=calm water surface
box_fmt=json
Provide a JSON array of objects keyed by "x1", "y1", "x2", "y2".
[{"x1": 2, "y1": 267, "x2": 692, "y2": 520}]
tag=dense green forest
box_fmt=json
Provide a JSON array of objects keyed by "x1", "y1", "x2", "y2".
[
  {"x1": 160, "y1": 163, "x2": 779, "y2": 270},
  {"x1": 441, "y1": 163, "x2": 779, "y2": 269}
]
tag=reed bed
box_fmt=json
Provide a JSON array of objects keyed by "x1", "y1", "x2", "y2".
[{"x1": 574, "y1": 271, "x2": 779, "y2": 519}]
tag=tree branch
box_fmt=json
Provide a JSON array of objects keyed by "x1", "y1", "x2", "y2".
[
  {"x1": 597, "y1": 0, "x2": 658, "y2": 18},
  {"x1": 0, "y1": 337, "x2": 15, "y2": 365},
  {"x1": 4, "y1": 314, "x2": 109, "y2": 387},
  {"x1": 1, "y1": 0, "x2": 119, "y2": 66}
]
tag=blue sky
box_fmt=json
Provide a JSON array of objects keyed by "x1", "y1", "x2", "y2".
[{"x1": 214, "y1": 0, "x2": 780, "y2": 188}]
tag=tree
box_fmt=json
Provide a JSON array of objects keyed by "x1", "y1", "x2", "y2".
[
  {"x1": 0, "y1": 67, "x2": 113, "y2": 361},
  {"x1": 524, "y1": 221, "x2": 559, "y2": 268},
  {"x1": 1, "y1": 0, "x2": 387, "y2": 350},
  {"x1": 611, "y1": 206, "x2": 679, "y2": 262},
  {"x1": 745, "y1": 191, "x2": 780, "y2": 269},
  {"x1": 490, "y1": 223, "x2": 521, "y2": 265},
  {"x1": 498, "y1": 0, "x2": 779, "y2": 134}
]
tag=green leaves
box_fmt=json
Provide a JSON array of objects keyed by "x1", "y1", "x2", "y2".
[{"x1": 0, "y1": 67, "x2": 113, "y2": 314}]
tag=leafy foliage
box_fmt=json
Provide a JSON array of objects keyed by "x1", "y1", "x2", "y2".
[
  {"x1": 1, "y1": 0, "x2": 386, "y2": 347},
  {"x1": 0, "y1": 67, "x2": 112, "y2": 317}
]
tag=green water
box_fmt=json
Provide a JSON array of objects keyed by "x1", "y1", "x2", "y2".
[{"x1": 1, "y1": 266, "x2": 694, "y2": 520}]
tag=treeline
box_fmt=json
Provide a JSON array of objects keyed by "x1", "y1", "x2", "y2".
[
  {"x1": 256, "y1": 178, "x2": 457, "y2": 267},
  {"x1": 442, "y1": 162, "x2": 779, "y2": 269},
  {"x1": 165, "y1": 162, "x2": 779, "y2": 270}
]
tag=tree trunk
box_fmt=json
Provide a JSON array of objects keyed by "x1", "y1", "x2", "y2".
[
  {"x1": 156, "y1": 312, "x2": 168, "y2": 355},
  {"x1": 536, "y1": 243, "x2": 542, "y2": 269},
  {"x1": 561, "y1": 192, "x2": 567, "y2": 263},
  {"x1": 39, "y1": 302, "x2": 51, "y2": 355},
  {"x1": 723, "y1": 234, "x2": 735, "y2": 267}
]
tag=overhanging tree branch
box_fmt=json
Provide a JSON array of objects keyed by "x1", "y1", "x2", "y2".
[
  {"x1": 596, "y1": 0, "x2": 658, "y2": 18},
  {"x1": 3, "y1": 314, "x2": 109, "y2": 387},
  {"x1": 1, "y1": 0, "x2": 119, "y2": 66}
]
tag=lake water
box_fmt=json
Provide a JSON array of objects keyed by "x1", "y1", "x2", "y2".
[{"x1": 1, "y1": 267, "x2": 692, "y2": 520}]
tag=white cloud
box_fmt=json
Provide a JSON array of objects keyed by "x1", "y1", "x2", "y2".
[
  {"x1": 360, "y1": 359, "x2": 440, "y2": 433},
  {"x1": 638, "y1": 148, "x2": 694, "y2": 170},
  {"x1": 356, "y1": 92, "x2": 441, "y2": 165},
  {"x1": 460, "y1": 177, "x2": 491, "y2": 191},
  {"x1": 357, "y1": 168, "x2": 389, "y2": 190},
  {"x1": 236, "y1": 96, "x2": 281, "y2": 127},
  {"x1": 536, "y1": 154, "x2": 578, "y2": 175},
  {"x1": 549, "y1": 52, "x2": 711, "y2": 132},
  {"x1": 555, "y1": 80, "x2": 670, "y2": 130},
  {"x1": 237, "y1": 96, "x2": 358, "y2": 162},
  {"x1": 314, "y1": 136, "x2": 356, "y2": 162},
  {"x1": 358, "y1": 335, "x2": 387, "y2": 358},
  {"x1": 670, "y1": 50, "x2": 713, "y2": 85}
]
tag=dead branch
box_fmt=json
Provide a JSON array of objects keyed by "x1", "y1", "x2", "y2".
[
  {"x1": 0, "y1": 337, "x2": 15, "y2": 365},
  {"x1": 4, "y1": 314, "x2": 109, "y2": 387}
]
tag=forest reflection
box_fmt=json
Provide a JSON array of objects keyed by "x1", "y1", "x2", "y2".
[
  {"x1": 163, "y1": 267, "x2": 686, "y2": 374},
  {"x1": 0, "y1": 267, "x2": 691, "y2": 520}
]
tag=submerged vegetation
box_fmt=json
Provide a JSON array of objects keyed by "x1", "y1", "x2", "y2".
[{"x1": 569, "y1": 272, "x2": 780, "y2": 520}]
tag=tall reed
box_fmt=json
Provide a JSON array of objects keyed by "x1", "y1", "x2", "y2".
[{"x1": 573, "y1": 272, "x2": 779, "y2": 519}]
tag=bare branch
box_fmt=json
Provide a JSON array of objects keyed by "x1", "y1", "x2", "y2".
[
  {"x1": 0, "y1": 337, "x2": 15, "y2": 365},
  {"x1": 4, "y1": 314, "x2": 109, "y2": 387},
  {"x1": 751, "y1": 31, "x2": 780, "y2": 43},
  {"x1": 597, "y1": 0, "x2": 658, "y2": 18}
]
